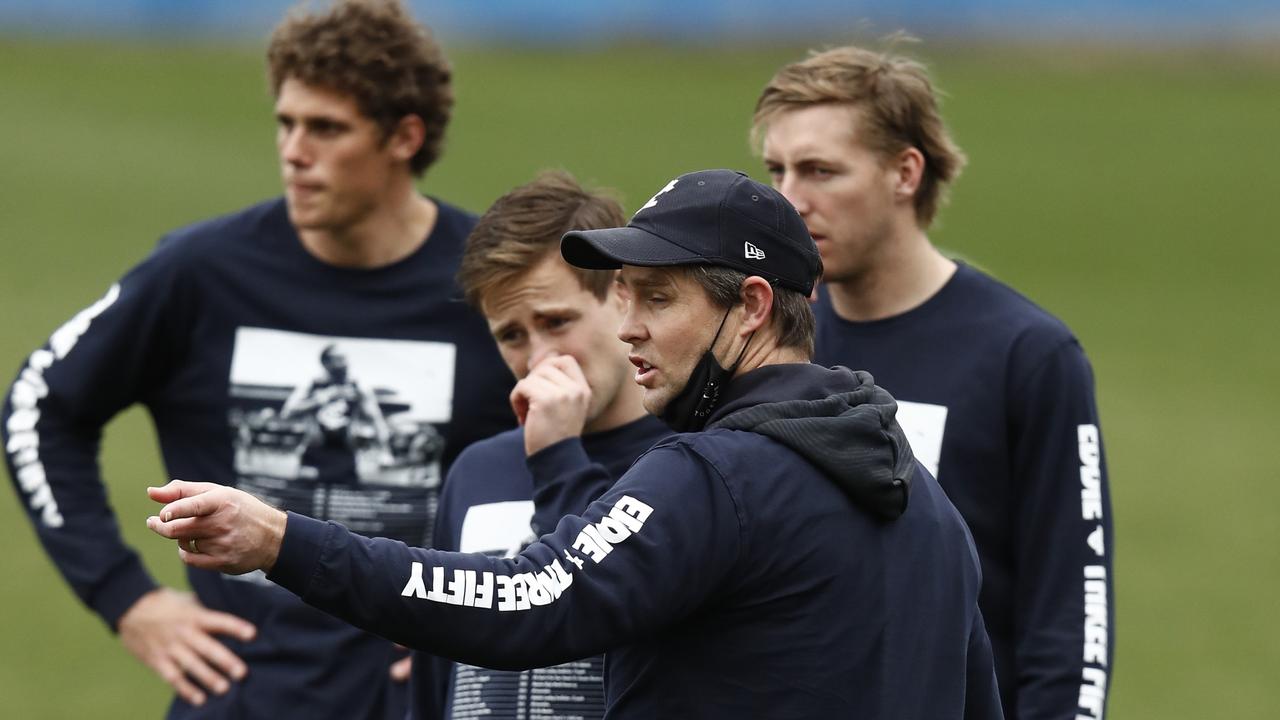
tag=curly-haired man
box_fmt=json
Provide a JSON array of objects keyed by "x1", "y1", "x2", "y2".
[{"x1": 2, "y1": 2, "x2": 514, "y2": 717}]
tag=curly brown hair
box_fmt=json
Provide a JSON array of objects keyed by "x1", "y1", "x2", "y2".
[{"x1": 267, "y1": 0, "x2": 453, "y2": 176}]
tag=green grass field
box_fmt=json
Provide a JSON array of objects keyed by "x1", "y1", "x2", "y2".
[{"x1": 2, "y1": 36, "x2": 1278, "y2": 717}]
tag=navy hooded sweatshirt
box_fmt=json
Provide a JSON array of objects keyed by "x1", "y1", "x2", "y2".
[
  {"x1": 814, "y1": 262, "x2": 1115, "y2": 720},
  {"x1": 269, "y1": 363, "x2": 1003, "y2": 719}
]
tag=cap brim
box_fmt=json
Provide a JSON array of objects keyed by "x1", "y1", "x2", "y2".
[{"x1": 561, "y1": 226, "x2": 705, "y2": 271}]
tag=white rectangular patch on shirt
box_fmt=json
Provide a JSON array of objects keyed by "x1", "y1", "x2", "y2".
[
  {"x1": 229, "y1": 326, "x2": 456, "y2": 422},
  {"x1": 894, "y1": 400, "x2": 948, "y2": 479},
  {"x1": 460, "y1": 500, "x2": 535, "y2": 557}
]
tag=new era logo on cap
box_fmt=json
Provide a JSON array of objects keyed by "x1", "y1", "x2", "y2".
[{"x1": 560, "y1": 169, "x2": 821, "y2": 294}]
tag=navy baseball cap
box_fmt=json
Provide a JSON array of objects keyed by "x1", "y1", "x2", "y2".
[{"x1": 561, "y1": 169, "x2": 821, "y2": 295}]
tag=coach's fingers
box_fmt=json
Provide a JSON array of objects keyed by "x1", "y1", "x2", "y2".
[
  {"x1": 177, "y1": 546, "x2": 230, "y2": 572},
  {"x1": 147, "y1": 479, "x2": 221, "y2": 504},
  {"x1": 146, "y1": 515, "x2": 203, "y2": 540},
  {"x1": 157, "y1": 492, "x2": 218, "y2": 523}
]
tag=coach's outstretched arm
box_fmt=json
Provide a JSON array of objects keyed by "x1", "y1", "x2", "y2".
[{"x1": 147, "y1": 442, "x2": 741, "y2": 670}]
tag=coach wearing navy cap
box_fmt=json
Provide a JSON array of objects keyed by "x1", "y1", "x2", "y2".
[
  {"x1": 562, "y1": 168, "x2": 823, "y2": 433},
  {"x1": 146, "y1": 169, "x2": 1004, "y2": 719}
]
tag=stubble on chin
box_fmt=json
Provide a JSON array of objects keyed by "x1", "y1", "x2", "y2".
[
  {"x1": 284, "y1": 200, "x2": 319, "y2": 230},
  {"x1": 640, "y1": 390, "x2": 667, "y2": 418}
]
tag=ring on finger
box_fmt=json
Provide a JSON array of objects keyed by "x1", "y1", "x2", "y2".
[{"x1": 188, "y1": 538, "x2": 199, "y2": 554}]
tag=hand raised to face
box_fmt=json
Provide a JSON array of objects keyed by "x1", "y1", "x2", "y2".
[{"x1": 510, "y1": 353, "x2": 593, "y2": 457}]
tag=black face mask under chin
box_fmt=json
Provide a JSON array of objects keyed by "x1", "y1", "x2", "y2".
[{"x1": 658, "y1": 308, "x2": 753, "y2": 433}]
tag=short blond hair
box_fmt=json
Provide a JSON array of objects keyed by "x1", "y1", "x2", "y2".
[{"x1": 753, "y1": 44, "x2": 966, "y2": 227}]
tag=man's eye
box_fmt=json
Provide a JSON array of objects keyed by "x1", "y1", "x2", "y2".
[
  {"x1": 312, "y1": 121, "x2": 341, "y2": 136},
  {"x1": 498, "y1": 329, "x2": 525, "y2": 345}
]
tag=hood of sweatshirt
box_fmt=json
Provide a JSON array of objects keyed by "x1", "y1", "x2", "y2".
[{"x1": 706, "y1": 363, "x2": 914, "y2": 520}]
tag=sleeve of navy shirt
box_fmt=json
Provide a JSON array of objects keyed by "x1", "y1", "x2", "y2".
[
  {"x1": 411, "y1": 435, "x2": 620, "y2": 719},
  {"x1": 1009, "y1": 336, "x2": 1115, "y2": 719},
  {"x1": 526, "y1": 437, "x2": 616, "y2": 538},
  {"x1": 269, "y1": 442, "x2": 742, "y2": 671},
  {"x1": 2, "y1": 238, "x2": 189, "y2": 629}
]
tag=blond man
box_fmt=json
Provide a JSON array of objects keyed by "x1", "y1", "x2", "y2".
[{"x1": 754, "y1": 44, "x2": 1114, "y2": 720}]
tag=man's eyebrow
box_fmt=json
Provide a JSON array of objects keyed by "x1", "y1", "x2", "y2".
[
  {"x1": 274, "y1": 111, "x2": 350, "y2": 128},
  {"x1": 532, "y1": 305, "x2": 581, "y2": 317},
  {"x1": 621, "y1": 272, "x2": 675, "y2": 290},
  {"x1": 488, "y1": 320, "x2": 518, "y2": 338}
]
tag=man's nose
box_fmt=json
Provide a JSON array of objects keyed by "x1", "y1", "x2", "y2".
[
  {"x1": 279, "y1": 128, "x2": 309, "y2": 167},
  {"x1": 617, "y1": 310, "x2": 645, "y2": 345},
  {"x1": 526, "y1": 337, "x2": 560, "y2": 374},
  {"x1": 776, "y1": 175, "x2": 810, "y2": 216}
]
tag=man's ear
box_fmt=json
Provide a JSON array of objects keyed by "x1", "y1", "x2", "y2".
[
  {"x1": 387, "y1": 114, "x2": 427, "y2": 164},
  {"x1": 891, "y1": 146, "x2": 926, "y2": 203},
  {"x1": 738, "y1": 276, "x2": 775, "y2": 337}
]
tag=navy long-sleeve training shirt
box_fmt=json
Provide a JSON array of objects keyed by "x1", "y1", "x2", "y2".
[
  {"x1": 3, "y1": 197, "x2": 515, "y2": 719},
  {"x1": 416, "y1": 415, "x2": 668, "y2": 719},
  {"x1": 269, "y1": 364, "x2": 1004, "y2": 719},
  {"x1": 814, "y1": 261, "x2": 1115, "y2": 720}
]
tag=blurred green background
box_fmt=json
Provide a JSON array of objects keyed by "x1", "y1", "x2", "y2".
[{"x1": 2, "y1": 36, "x2": 1279, "y2": 717}]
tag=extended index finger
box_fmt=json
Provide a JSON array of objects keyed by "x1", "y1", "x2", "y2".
[
  {"x1": 148, "y1": 479, "x2": 223, "y2": 505},
  {"x1": 158, "y1": 492, "x2": 218, "y2": 523},
  {"x1": 146, "y1": 514, "x2": 204, "y2": 540}
]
